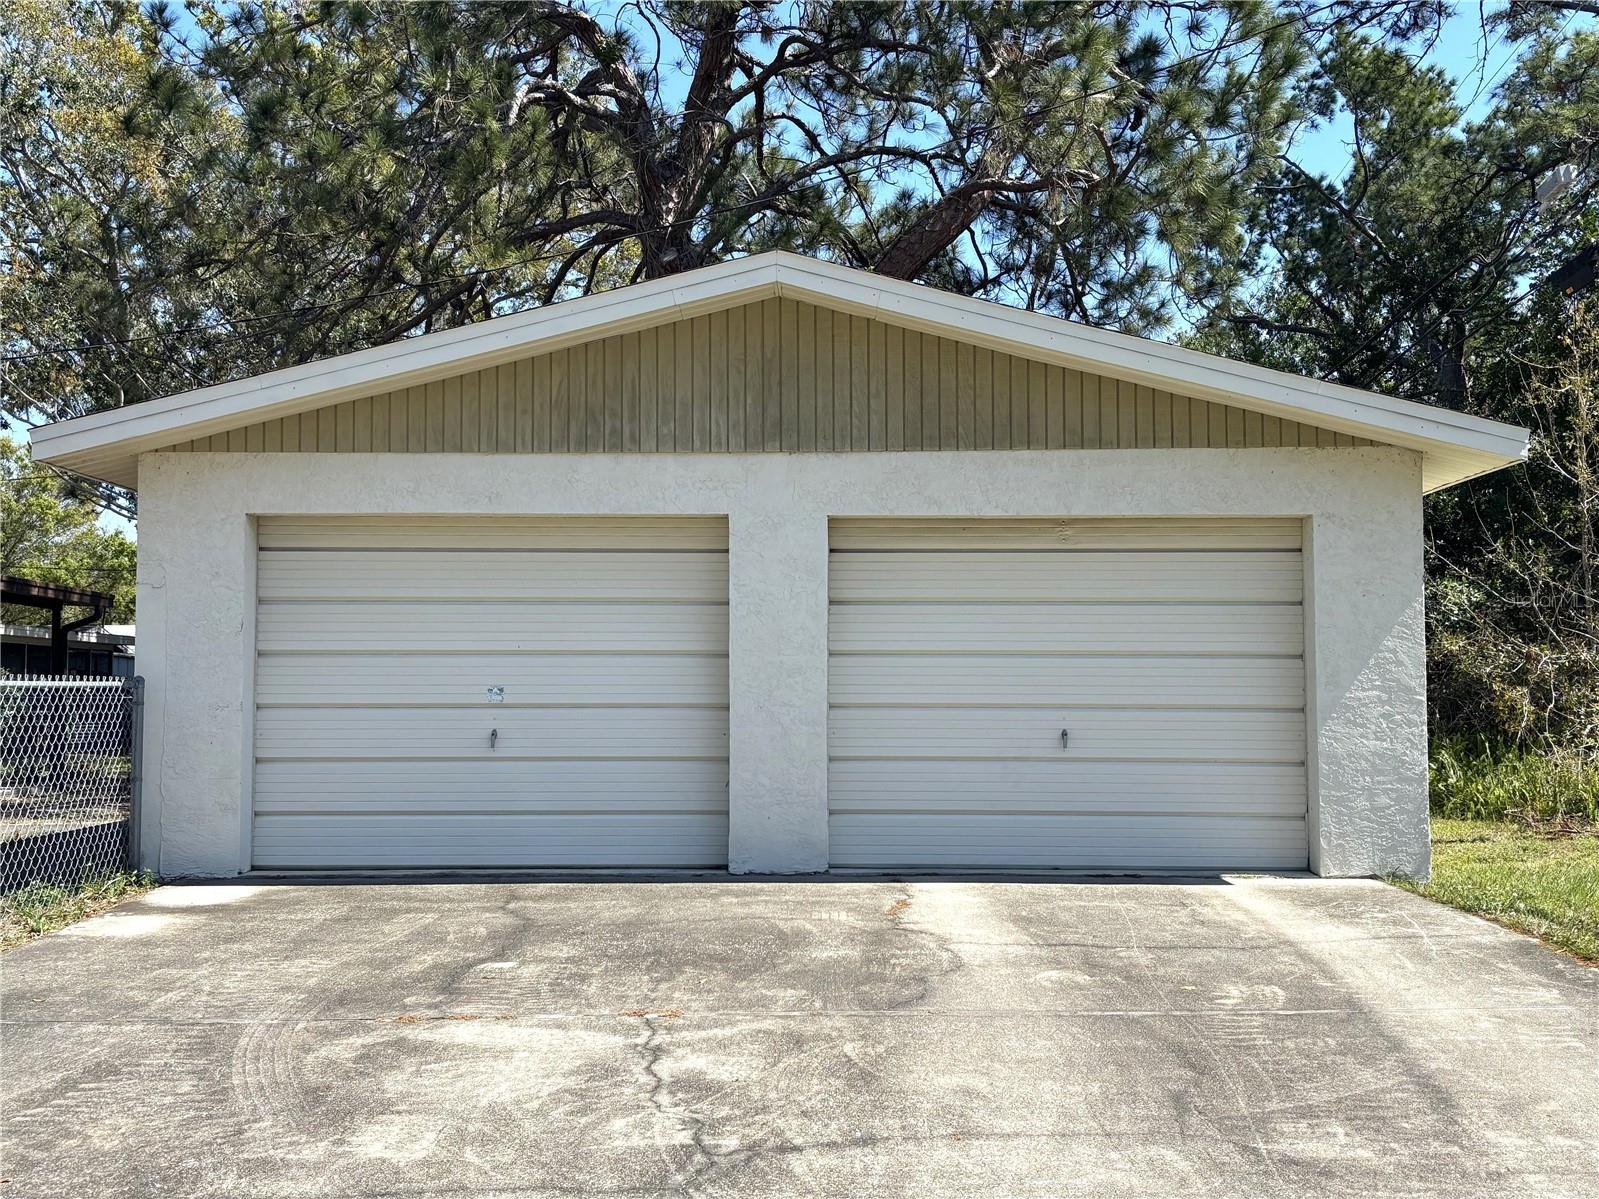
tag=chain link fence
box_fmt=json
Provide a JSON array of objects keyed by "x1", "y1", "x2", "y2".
[{"x1": 0, "y1": 676, "x2": 143, "y2": 892}]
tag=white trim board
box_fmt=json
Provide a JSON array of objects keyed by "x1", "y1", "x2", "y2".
[{"x1": 31, "y1": 251, "x2": 1528, "y2": 492}]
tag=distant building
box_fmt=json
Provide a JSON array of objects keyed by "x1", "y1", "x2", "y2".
[
  {"x1": 0, "y1": 577, "x2": 131, "y2": 677},
  {"x1": 0, "y1": 622, "x2": 134, "y2": 678}
]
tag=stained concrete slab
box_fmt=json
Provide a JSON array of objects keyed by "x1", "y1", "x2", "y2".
[{"x1": 1, "y1": 876, "x2": 1594, "y2": 1198}]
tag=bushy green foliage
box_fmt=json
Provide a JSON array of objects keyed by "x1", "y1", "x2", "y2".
[
  {"x1": 1430, "y1": 739, "x2": 1599, "y2": 822},
  {"x1": 0, "y1": 436, "x2": 135, "y2": 624},
  {"x1": 1426, "y1": 296, "x2": 1599, "y2": 756},
  {"x1": 1428, "y1": 628, "x2": 1599, "y2": 762}
]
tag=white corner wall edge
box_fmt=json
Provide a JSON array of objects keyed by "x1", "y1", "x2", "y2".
[{"x1": 32, "y1": 251, "x2": 1527, "y2": 492}]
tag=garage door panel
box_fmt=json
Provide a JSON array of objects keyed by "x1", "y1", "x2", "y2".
[
  {"x1": 254, "y1": 759, "x2": 727, "y2": 811},
  {"x1": 257, "y1": 706, "x2": 728, "y2": 759},
  {"x1": 827, "y1": 517, "x2": 1307, "y2": 870},
  {"x1": 829, "y1": 603, "x2": 1302, "y2": 655},
  {"x1": 829, "y1": 551, "x2": 1301, "y2": 602},
  {"x1": 831, "y1": 518, "x2": 1306, "y2": 552},
  {"x1": 258, "y1": 550, "x2": 727, "y2": 601},
  {"x1": 258, "y1": 601, "x2": 728, "y2": 653},
  {"x1": 253, "y1": 515, "x2": 729, "y2": 869},
  {"x1": 829, "y1": 655, "x2": 1302, "y2": 708},
  {"x1": 259, "y1": 515, "x2": 728, "y2": 551},
  {"x1": 828, "y1": 708, "x2": 1306, "y2": 762},
  {"x1": 827, "y1": 814, "x2": 1307, "y2": 870},
  {"x1": 252, "y1": 814, "x2": 727, "y2": 869},
  {"x1": 256, "y1": 653, "x2": 728, "y2": 706},
  {"x1": 829, "y1": 761, "x2": 1306, "y2": 812}
]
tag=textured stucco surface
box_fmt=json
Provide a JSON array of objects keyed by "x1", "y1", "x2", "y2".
[
  {"x1": 3, "y1": 878, "x2": 1594, "y2": 1198},
  {"x1": 134, "y1": 446, "x2": 1427, "y2": 877}
]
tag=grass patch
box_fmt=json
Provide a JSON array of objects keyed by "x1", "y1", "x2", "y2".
[
  {"x1": 1430, "y1": 738, "x2": 1599, "y2": 822},
  {"x1": 0, "y1": 871, "x2": 157, "y2": 951},
  {"x1": 1395, "y1": 819, "x2": 1599, "y2": 963}
]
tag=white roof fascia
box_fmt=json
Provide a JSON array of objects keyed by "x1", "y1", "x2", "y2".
[
  {"x1": 32, "y1": 250, "x2": 1528, "y2": 492},
  {"x1": 768, "y1": 253, "x2": 1528, "y2": 466},
  {"x1": 30, "y1": 255, "x2": 779, "y2": 465}
]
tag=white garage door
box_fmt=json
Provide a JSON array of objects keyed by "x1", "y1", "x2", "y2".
[
  {"x1": 828, "y1": 518, "x2": 1308, "y2": 870},
  {"x1": 252, "y1": 516, "x2": 728, "y2": 868}
]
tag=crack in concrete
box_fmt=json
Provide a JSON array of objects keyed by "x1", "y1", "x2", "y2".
[
  {"x1": 875, "y1": 885, "x2": 969, "y2": 1013},
  {"x1": 615, "y1": 885, "x2": 973, "y2": 1196},
  {"x1": 629, "y1": 1014, "x2": 726, "y2": 1193}
]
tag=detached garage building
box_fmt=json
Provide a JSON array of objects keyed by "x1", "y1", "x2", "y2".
[{"x1": 32, "y1": 253, "x2": 1528, "y2": 879}]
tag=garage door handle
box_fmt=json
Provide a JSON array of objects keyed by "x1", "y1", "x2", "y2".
[
  {"x1": 489, "y1": 728, "x2": 498, "y2": 751},
  {"x1": 1060, "y1": 728, "x2": 1069, "y2": 750}
]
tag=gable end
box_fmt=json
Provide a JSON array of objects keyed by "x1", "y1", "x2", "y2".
[{"x1": 160, "y1": 298, "x2": 1372, "y2": 456}]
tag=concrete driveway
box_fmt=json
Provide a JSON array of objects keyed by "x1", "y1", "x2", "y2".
[{"x1": 2, "y1": 876, "x2": 1595, "y2": 1198}]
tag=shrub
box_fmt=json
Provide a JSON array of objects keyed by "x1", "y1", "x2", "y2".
[{"x1": 1429, "y1": 738, "x2": 1599, "y2": 823}]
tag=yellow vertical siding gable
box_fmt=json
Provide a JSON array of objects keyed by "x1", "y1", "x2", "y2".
[{"x1": 161, "y1": 297, "x2": 1372, "y2": 454}]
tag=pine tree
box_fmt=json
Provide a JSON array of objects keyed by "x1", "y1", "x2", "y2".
[{"x1": 4, "y1": 0, "x2": 1311, "y2": 449}]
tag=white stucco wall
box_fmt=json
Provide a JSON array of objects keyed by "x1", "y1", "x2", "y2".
[{"x1": 133, "y1": 446, "x2": 1429, "y2": 880}]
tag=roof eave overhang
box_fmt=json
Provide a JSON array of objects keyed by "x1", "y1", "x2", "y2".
[{"x1": 31, "y1": 250, "x2": 1529, "y2": 492}]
